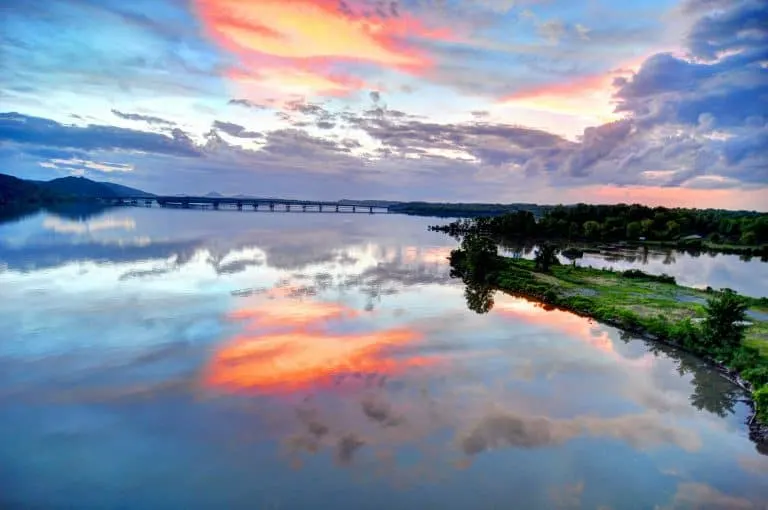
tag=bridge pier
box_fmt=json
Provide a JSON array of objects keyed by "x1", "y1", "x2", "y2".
[
  {"x1": 352, "y1": 206, "x2": 356, "y2": 213},
  {"x1": 182, "y1": 200, "x2": 190, "y2": 209},
  {"x1": 369, "y1": 206, "x2": 374, "y2": 214},
  {"x1": 302, "y1": 204, "x2": 307, "y2": 212},
  {"x1": 335, "y1": 205, "x2": 339, "y2": 212},
  {"x1": 252, "y1": 204, "x2": 258, "y2": 211},
  {"x1": 213, "y1": 201, "x2": 219, "y2": 210},
  {"x1": 237, "y1": 201, "x2": 243, "y2": 210},
  {"x1": 269, "y1": 203, "x2": 274, "y2": 211}
]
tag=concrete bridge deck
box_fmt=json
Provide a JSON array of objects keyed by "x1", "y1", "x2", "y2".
[{"x1": 103, "y1": 196, "x2": 390, "y2": 213}]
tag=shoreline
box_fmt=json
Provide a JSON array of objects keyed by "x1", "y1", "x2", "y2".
[
  {"x1": 519, "y1": 292, "x2": 768, "y2": 445},
  {"x1": 448, "y1": 252, "x2": 768, "y2": 447}
]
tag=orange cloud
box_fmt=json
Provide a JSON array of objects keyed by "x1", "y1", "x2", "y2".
[
  {"x1": 229, "y1": 66, "x2": 365, "y2": 99},
  {"x1": 205, "y1": 328, "x2": 428, "y2": 392},
  {"x1": 229, "y1": 299, "x2": 358, "y2": 329},
  {"x1": 500, "y1": 74, "x2": 619, "y2": 123},
  {"x1": 498, "y1": 58, "x2": 645, "y2": 124},
  {"x1": 194, "y1": 0, "x2": 451, "y2": 99},
  {"x1": 206, "y1": 296, "x2": 431, "y2": 392}
]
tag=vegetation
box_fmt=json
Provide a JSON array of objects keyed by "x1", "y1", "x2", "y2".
[
  {"x1": 0, "y1": 173, "x2": 153, "y2": 213},
  {"x1": 448, "y1": 233, "x2": 768, "y2": 425},
  {"x1": 432, "y1": 203, "x2": 768, "y2": 253},
  {"x1": 0, "y1": 173, "x2": 61, "y2": 206},
  {"x1": 390, "y1": 201, "x2": 547, "y2": 218},
  {"x1": 533, "y1": 244, "x2": 559, "y2": 272}
]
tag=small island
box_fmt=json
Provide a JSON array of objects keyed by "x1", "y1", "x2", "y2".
[{"x1": 440, "y1": 222, "x2": 768, "y2": 441}]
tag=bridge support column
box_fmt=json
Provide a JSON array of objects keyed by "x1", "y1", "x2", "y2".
[
  {"x1": 213, "y1": 201, "x2": 219, "y2": 210},
  {"x1": 252, "y1": 204, "x2": 258, "y2": 211},
  {"x1": 237, "y1": 202, "x2": 243, "y2": 210},
  {"x1": 319, "y1": 205, "x2": 323, "y2": 212},
  {"x1": 352, "y1": 206, "x2": 356, "y2": 213},
  {"x1": 302, "y1": 205, "x2": 307, "y2": 212},
  {"x1": 369, "y1": 206, "x2": 374, "y2": 214},
  {"x1": 182, "y1": 200, "x2": 190, "y2": 209},
  {"x1": 335, "y1": 205, "x2": 339, "y2": 212},
  {"x1": 286, "y1": 205, "x2": 291, "y2": 212},
  {"x1": 269, "y1": 203, "x2": 274, "y2": 211}
]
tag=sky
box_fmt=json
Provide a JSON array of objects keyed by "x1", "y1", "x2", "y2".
[{"x1": 0, "y1": 0, "x2": 766, "y2": 209}]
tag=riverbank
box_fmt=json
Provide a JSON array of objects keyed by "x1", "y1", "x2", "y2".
[{"x1": 449, "y1": 251, "x2": 768, "y2": 442}]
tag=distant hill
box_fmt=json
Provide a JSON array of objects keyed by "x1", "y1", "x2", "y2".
[
  {"x1": 205, "y1": 191, "x2": 224, "y2": 198},
  {"x1": 0, "y1": 173, "x2": 154, "y2": 207},
  {"x1": 0, "y1": 173, "x2": 59, "y2": 206},
  {"x1": 37, "y1": 176, "x2": 154, "y2": 198}
]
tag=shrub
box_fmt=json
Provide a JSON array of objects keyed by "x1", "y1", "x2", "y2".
[
  {"x1": 622, "y1": 269, "x2": 676, "y2": 284},
  {"x1": 729, "y1": 346, "x2": 762, "y2": 373},
  {"x1": 755, "y1": 386, "x2": 768, "y2": 422},
  {"x1": 668, "y1": 319, "x2": 701, "y2": 349},
  {"x1": 702, "y1": 289, "x2": 748, "y2": 351},
  {"x1": 742, "y1": 365, "x2": 768, "y2": 387}
]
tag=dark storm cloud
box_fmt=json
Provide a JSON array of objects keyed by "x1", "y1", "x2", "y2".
[
  {"x1": 0, "y1": 112, "x2": 201, "y2": 157},
  {"x1": 111, "y1": 109, "x2": 176, "y2": 126},
  {"x1": 212, "y1": 120, "x2": 263, "y2": 139}
]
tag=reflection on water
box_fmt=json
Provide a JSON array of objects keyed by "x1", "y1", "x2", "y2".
[
  {"x1": 499, "y1": 241, "x2": 768, "y2": 297},
  {"x1": 0, "y1": 208, "x2": 767, "y2": 509}
]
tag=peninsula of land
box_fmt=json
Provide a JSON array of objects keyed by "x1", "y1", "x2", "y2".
[{"x1": 444, "y1": 229, "x2": 768, "y2": 442}]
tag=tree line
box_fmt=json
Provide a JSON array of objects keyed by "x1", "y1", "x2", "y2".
[{"x1": 432, "y1": 203, "x2": 768, "y2": 247}]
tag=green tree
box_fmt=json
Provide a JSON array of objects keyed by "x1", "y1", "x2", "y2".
[
  {"x1": 640, "y1": 219, "x2": 654, "y2": 236},
  {"x1": 626, "y1": 221, "x2": 642, "y2": 239},
  {"x1": 583, "y1": 220, "x2": 601, "y2": 240},
  {"x1": 453, "y1": 232, "x2": 498, "y2": 282},
  {"x1": 534, "y1": 244, "x2": 560, "y2": 272},
  {"x1": 666, "y1": 220, "x2": 681, "y2": 239},
  {"x1": 568, "y1": 222, "x2": 581, "y2": 239},
  {"x1": 703, "y1": 289, "x2": 748, "y2": 352},
  {"x1": 740, "y1": 231, "x2": 757, "y2": 245}
]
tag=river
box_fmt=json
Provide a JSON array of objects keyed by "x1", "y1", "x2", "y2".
[{"x1": 1, "y1": 207, "x2": 767, "y2": 509}]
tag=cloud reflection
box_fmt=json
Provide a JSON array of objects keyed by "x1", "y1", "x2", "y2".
[
  {"x1": 493, "y1": 295, "x2": 654, "y2": 368},
  {"x1": 42, "y1": 215, "x2": 136, "y2": 234},
  {"x1": 205, "y1": 298, "x2": 428, "y2": 392}
]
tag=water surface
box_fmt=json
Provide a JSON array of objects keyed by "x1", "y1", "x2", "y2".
[{"x1": 1, "y1": 208, "x2": 767, "y2": 509}]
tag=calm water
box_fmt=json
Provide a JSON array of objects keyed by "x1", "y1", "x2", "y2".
[{"x1": 1, "y1": 207, "x2": 767, "y2": 509}]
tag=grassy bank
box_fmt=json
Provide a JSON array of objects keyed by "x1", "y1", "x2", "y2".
[{"x1": 450, "y1": 247, "x2": 768, "y2": 427}]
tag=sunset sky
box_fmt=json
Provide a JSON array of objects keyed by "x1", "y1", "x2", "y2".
[{"x1": 1, "y1": 0, "x2": 766, "y2": 209}]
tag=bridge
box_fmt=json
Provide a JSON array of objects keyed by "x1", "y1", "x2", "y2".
[{"x1": 102, "y1": 196, "x2": 390, "y2": 214}]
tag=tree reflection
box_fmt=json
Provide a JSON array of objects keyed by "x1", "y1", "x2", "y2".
[
  {"x1": 618, "y1": 334, "x2": 742, "y2": 419},
  {"x1": 464, "y1": 281, "x2": 495, "y2": 314}
]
